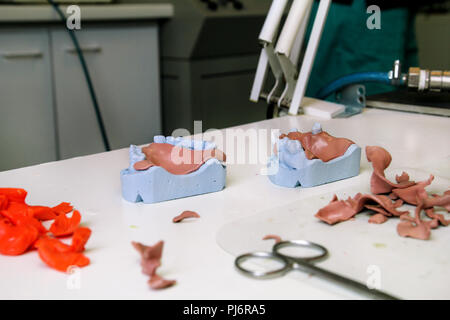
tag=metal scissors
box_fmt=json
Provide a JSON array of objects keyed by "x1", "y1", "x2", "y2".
[{"x1": 235, "y1": 239, "x2": 398, "y2": 300}]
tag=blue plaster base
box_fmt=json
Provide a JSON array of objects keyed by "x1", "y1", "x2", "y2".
[
  {"x1": 268, "y1": 144, "x2": 361, "y2": 188},
  {"x1": 120, "y1": 139, "x2": 226, "y2": 204}
]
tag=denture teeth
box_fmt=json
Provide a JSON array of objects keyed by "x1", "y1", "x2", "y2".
[
  {"x1": 166, "y1": 136, "x2": 175, "y2": 145},
  {"x1": 312, "y1": 122, "x2": 322, "y2": 134},
  {"x1": 153, "y1": 135, "x2": 166, "y2": 144},
  {"x1": 193, "y1": 140, "x2": 204, "y2": 150},
  {"x1": 286, "y1": 140, "x2": 301, "y2": 154},
  {"x1": 179, "y1": 139, "x2": 193, "y2": 149},
  {"x1": 204, "y1": 141, "x2": 216, "y2": 150}
]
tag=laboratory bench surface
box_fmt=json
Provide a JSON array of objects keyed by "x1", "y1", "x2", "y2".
[
  {"x1": 0, "y1": 3, "x2": 173, "y2": 22},
  {"x1": 0, "y1": 108, "x2": 449, "y2": 299}
]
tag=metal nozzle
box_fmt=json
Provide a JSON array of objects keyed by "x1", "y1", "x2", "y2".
[{"x1": 407, "y1": 67, "x2": 450, "y2": 92}]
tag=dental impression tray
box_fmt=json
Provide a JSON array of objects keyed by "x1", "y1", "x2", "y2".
[
  {"x1": 121, "y1": 136, "x2": 226, "y2": 204},
  {"x1": 268, "y1": 123, "x2": 361, "y2": 188}
]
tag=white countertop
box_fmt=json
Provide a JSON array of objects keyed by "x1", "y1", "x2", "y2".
[
  {"x1": 0, "y1": 108, "x2": 449, "y2": 299},
  {"x1": 0, "y1": 3, "x2": 173, "y2": 22}
]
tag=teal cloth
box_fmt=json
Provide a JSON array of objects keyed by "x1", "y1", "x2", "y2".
[{"x1": 304, "y1": 0, "x2": 418, "y2": 100}]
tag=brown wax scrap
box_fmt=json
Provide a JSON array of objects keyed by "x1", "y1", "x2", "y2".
[
  {"x1": 425, "y1": 208, "x2": 450, "y2": 227},
  {"x1": 368, "y1": 213, "x2": 388, "y2": 224},
  {"x1": 396, "y1": 172, "x2": 410, "y2": 183},
  {"x1": 366, "y1": 146, "x2": 415, "y2": 194},
  {"x1": 148, "y1": 274, "x2": 176, "y2": 290},
  {"x1": 262, "y1": 234, "x2": 282, "y2": 243},
  {"x1": 132, "y1": 240, "x2": 177, "y2": 290},
  {"x1": 388, "y1": 193, "x2": 398, "y2": 200},
  {"x1": 134, "y1": 143, "x2": 226, "y2": 175},
  {"x1": 315, "y1": 199, "x2": 358, "y2": 225},
  {"x1": 364, "y1": 205, "x2": 391, "y2": 217},
  {"x1": 284, "y1": 131, "x2": 354, "y2": 162},
  {"x1": 392, "y1": 175, "x2": 434, "y2": 206},
  {"x1": 173, "y1": 210, "x2": 200, "y2": 223},
  {"x1": 132, "y1": 240, "x2": 164, "y2": 276},
  {"x1": 425, "y1": 191, "x2": 450, "y2": 212},
  {"x1": 397, "y1": 200, "x2": 432, "y2": 240},
  {"x1": 133, "y1": 159, "x2": 155, "y2": 171},
  {"x1": 350, "y1": 193, "x2": 408, "y2": 217},
  {"x1": 316, "y1": 193, "x2": 407, "y2": 225},
  {"x1": 397, "y1": 221, "x2": 431, "y2": 240}
]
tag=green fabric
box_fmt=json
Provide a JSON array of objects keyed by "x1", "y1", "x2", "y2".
[{"x1": 304, "y1": 0, "x2": 418, "y2": 100}]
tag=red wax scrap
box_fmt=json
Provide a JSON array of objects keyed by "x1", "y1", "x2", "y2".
[
  {"x1": 1, "y1": 207, "x2": 47, "y2": 234},
  {"x1": 0, "y1": 188, "x2": 27, "y2": 203},
  {"x1": 37, "y1": 237, "x2": 90, "y2": 272},
  {"x1": 49, "y1": 210, "x2": 81, "y2": 237},
  {"x1": 0, "y1": 195, "x2": 8, "y2": 210},
  {"x1": 0, "y1": 218, "x2": 39, "y2": 256},
  {"x1": 0, "y1": 188, "x2": 91, "y2": 272},
  {"x1": 172, "y1": 210, "x2": 200, "y2": 223},
  {"x1": 71, "y1": 227, "x2": 92, "y2": 252},
  {"x1": 29, "y1": 202, "x2": 74, "y2": 221}
]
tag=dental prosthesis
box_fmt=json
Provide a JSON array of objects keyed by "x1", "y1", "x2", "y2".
[
  {"x1": 267, "y1": 123, "x2": 361, "y2": 188},
  {"x1": 121, "y1": 136, "x2": 226, "y2": 204}
]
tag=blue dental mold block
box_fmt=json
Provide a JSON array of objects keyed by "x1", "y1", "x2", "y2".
[
  {"x1": 267, "y1": 123, "x2": 361, "y2": 188},
  {"x1": 120, "y1": 136, "x2": 226, "y2": 203}
]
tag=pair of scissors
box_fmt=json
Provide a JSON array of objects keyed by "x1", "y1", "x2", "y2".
[{"x1": 235, "y1": 239, "x2": 398, "y2": 300}]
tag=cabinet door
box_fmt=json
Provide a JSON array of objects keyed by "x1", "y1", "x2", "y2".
[
  {"x1": 51, "y1": 24, "x2": 162, "y2": 159},
  {"x1": 0, "y1": 29, "x2": 57, "y2": 171}
]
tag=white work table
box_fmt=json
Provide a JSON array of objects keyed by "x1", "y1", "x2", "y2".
[{"x1": 0, "y1": 108, "x2": 449, "y2": 299}]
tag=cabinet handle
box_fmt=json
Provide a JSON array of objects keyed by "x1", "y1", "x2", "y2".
[
  {"x1": 64, "y1": 45, "x2": 102, "y2": 54},
  {"x1": 1, "y1": 50, "x2": 43, "y2": 59}
]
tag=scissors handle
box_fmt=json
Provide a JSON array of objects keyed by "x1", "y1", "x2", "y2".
[{"x1": 293, "y1": 258, "x2": 398, "y2": 300}]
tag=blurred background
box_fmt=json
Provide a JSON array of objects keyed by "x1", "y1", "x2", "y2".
[{"x1": 0, "y1": 0, "x2": 449, "y2": 171}]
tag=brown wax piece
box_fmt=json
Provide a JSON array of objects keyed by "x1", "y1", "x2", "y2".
[
  {"x1": 392, "y1": 175, "x2": 434, "y2": 205},
  {"x1": 396, "y1": 201, "x2": 432, "y2": 240},
  {"x1": 316, "y1": 193, "x2": 408, "y2": 225},
  {"x1": 315, "y1": 198, "x2": 358, "y2": 225},
  {"x1": 132, "y1": 240, "x2": 176, "y2": 290},
  {"x1": 132, "y1": 241, "x2": 163, "y2": 276},
  {"x1": 134, "y1": 143, "x2": 226, "y2": 175},
  {"x1": 148, "y1": 274, "x2": 176, "y2": 290},
  {"x1": 369, "y1": 214, "x2": 388, "y2": 224},
  {"x1": 262, "y1": 234, "x2": 282, "y2": 243},
  {"x1": 397, "y1": 221, "x2": 431, "y2": 240},
  {"x1": 364, "y1": 205, "x2": 390, "y2": 216},
  {"x1": 366, "y1": 146, "x2": 415, "y2": 194},
  {"x1": 396, "y1": 172, "x2": 410, "y2": 183},
  {"x1": 388, "y1": 193, "x2": 398, "y2": 200},
  {"x1": 425, "y1": 191, "x2": 450, "y2": 212},
  {"x1": 281, "y1": 131, "x2": 354, "y2": 162},
  {"x1": 425, "y1": 208, "x2": 450, "y2": 227},
  {"x1": 172, "y1": 211, "x2": 200, "y2": 223},
  {"x1": 315, "y1": 145, "x2": 449, "y2": 241}
]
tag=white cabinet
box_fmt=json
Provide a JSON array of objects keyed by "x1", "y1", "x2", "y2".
[
  {"x1": 51, "y1": 24, "x2": 162, "y2": 159},
  {"x1": 0, "y1": 29, "x2": 57, "y2": 171},
  {"x1": 0, "y1": 23, "x2": 163, "y2": 170}
]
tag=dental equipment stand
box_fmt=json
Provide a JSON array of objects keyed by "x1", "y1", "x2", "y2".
[{"x1": 250, "y1": 0, "x2": 346, "y2": 119}]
